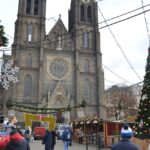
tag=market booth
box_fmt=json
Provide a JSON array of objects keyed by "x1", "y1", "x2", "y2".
[
  {"x1": 72, "y1": 116, "x2": 104, "y2": 144},
  {"x1": 103, "y1": 121, "x2": 123, "y2": 147},
  {"x1": 72, "y1": 117, "x2": 136, "y2": 148}
]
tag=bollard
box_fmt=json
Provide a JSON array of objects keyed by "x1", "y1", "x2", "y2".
[
  {"x1": 86, "y1": 135, "x2": 88, "y2": 150},
  {"x1": 98, "y1": 135, "x2": 102, "y2": 150},
  {"x1": 112, "y1": 137, "x2": 114, "y2": 144}
]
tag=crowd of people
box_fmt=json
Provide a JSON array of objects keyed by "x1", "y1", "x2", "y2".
[{"x1": 0, "y1": 118, "x2": 141, "y2": 150}]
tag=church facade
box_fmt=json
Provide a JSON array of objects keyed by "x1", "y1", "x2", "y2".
[{"x1": 10, "y1": 0, "x2": 106, "y2": 122}]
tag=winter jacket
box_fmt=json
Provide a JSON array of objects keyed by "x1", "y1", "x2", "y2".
[
  {"x1": 111, "y1": 139, "x2": 140, "y2": 150},
  {"x1": 42, "y1": 131, "x2": 52, "y2": 150},
  {"x1": 4, "y1": 132, "x2": 30, "y2": 150},
  {"x1": 61, "y1": 129, "x2": 71, "y2": 141}
]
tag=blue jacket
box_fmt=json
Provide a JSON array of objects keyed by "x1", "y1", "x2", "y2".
[
  {"x1": 61, "y1": 129, "x2": 70, "y2": 141},
  {"x1": 111, "y1": 139, "x2": 140, "y2": 150}
]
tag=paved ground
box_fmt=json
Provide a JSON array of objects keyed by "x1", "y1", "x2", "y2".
[{"x1": 30, "y1": 140, "x2": 111, "y2": 150}]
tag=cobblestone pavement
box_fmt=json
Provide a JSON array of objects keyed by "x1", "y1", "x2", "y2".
[{"x1": 30, "y1": 140, "x2": 111, "y2": 150}]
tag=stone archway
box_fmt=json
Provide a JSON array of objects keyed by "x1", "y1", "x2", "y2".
[{"x1": 53, "y1": 95, "x2": 70, "y2": 122}]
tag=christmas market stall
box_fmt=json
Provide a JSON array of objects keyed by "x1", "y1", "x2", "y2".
[{"x1": 103, "y1": 121, "x2": 124, "y2": 147}]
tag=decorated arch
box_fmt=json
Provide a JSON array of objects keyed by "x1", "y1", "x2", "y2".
[{"x1": 24, "y1": 113, "x2": 56, "y2": 130}]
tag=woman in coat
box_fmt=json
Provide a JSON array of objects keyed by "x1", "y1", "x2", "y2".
[{"x1": 42, "y1": 129, "x2": 52, "y2": 150}]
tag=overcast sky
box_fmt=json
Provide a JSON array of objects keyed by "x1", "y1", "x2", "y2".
[{"x1": 0, "y1": 0, "x2": 150, "y2": 89}]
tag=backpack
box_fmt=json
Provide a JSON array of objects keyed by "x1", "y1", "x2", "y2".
[{"x1": 62, "y1": 130, "x2": 70, "y2": 141}]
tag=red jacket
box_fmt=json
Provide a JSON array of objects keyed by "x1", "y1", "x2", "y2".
[{"x1": 5, "y1": 132, "x2": 30, "y2": 150}]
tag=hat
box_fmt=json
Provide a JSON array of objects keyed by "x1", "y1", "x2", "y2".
[{"x1": 121, "y1": 124, "x2": 133, "y2": 139}]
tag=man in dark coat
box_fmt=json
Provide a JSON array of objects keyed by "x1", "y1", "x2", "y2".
[
  {"x1": 111, "y1": 124, "x2": 140, "y2": 150},
  {"x1": 51, "y1": 130, "x2": 56, "y2": 150},
  {"x1": 5, "y1": 129, "x2": 30, "y2": 150},
  {"x1": 42, "y1": 129, "x2": 52, "y2": 150}
]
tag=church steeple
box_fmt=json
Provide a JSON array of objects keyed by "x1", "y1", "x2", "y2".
[
  {"x1": 14, "y1": 0, "x2": 46, "y2": 45},
  {"x1": 69, "y1": 0, "x2": 98, "y2": 32},
  {"x1": 18, "y1": 0, "x2": 46, "y2": 17}
]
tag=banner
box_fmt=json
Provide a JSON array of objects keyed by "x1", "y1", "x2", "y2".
[{"x1": 24, "y1": 113, "x2": 56, "y2": 130}]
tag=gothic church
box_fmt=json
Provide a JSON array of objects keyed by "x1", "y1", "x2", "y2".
[{"x1": 9, "y1": 0, "x2": 106, "y2": 122}]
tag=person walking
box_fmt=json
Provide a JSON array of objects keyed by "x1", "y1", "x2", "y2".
[
  {"x1": 42, "y1": 129, "x2": 52, "y2": 150},
  {"x1": 51, "y1": 130, "x2": 56, "y2": 150},
  {"x1": 61, "y1": 127, "x2": 71, "y2": 150},
  {"x1": 111, "y1": 123, "x2": 140, "y2": 150},
  {"x1": 68, "y1": 127, "x2": 73, "y2": 146},
  {"x1": 24, "y1": 126, "x2": 31, "y2": 143},
  {"x1": 4, "y1": 128, "x2": 30, "y2": 150},
  {"x1": 78, "y1": 128, "x2": 83, "y2": 144}
]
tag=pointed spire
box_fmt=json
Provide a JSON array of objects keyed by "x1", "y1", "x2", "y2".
[{"x1": 59, "y1": 14, "x2": 61, "y2": 19}]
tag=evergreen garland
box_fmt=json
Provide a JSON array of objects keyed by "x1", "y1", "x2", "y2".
[{"x1": 6, "y1": 99, "x2": 86, "y2": 114}]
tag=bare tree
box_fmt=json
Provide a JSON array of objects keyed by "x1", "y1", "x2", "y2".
[{"x1": 105, "y1": 85, "x2": 138, "y2": 121}]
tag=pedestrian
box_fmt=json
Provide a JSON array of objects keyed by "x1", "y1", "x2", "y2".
[
  {"x1": 68, "y1": 127, "x2": 73, "y2": 146},
  {"x1": 111, "y1": 123, "x2": 140, "y2": 150},
  {"x1": 4, "y1": 128, "x2": 30, "y2": 150},
  {"x1": 51, "y1": 130, "x2": 56, "y2": 150},
  {"x1": 78, "y1": 128, "x2": 83, "y2": 144},
  {"x1": 42, "y1": 129, "x2": 52, "y2": 150},
  {"x1": 24, "y1": 127, "x2": 31, "y2": 143},
  {"x1": 61, "y1": 127, "x2": 71, "y2": 150}
]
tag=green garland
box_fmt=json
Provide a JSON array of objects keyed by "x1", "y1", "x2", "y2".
[{"x1": 6, "y1": 99, "x2": 86, "y2": 114}]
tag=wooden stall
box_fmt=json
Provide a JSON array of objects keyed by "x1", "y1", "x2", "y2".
[
  {"x1": 84, "y1": 118, "x2": 91, "y2": 134},
  {"x1": 132, "y1": 137, "x2": 150, "y2": 150},
  {"x1": 103, "y1": 121, "x2": 124, "y2": 147}
]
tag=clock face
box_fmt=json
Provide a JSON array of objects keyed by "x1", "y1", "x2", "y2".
[{"x1": 49, "y1": 58, "x2": 68, "y2": 80}]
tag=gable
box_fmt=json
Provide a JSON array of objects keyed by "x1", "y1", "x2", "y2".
[{"x1": 44, "y1": 18, "x2": 74, "y2": 51}]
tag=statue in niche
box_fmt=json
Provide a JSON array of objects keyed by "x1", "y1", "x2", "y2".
[
  {"x1": 70, "y1": 98, "x2": 74, "y2": 106},
  {"x1": 77, "y1": 108, "x2": 85, "y2": 118},
  {"x1": 42, "y1": 96, "x2": 47, "y2": 107},
  {"x1": 57, "y1": 36, "x2": 62, "y2": 50},
  {"x1": 48, "y1": 87, "x2": 51, "y2": 101}
]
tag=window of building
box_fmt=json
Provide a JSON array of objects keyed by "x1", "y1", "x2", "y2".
[
  {"x1": 84, "y1": 79, "x2": 91, "y2": 104},
  {"x1": 84, "y1": 59, "x2": 90, "y2": 72},
  {"x1": 27, "y1": 24, "x2": 32, "y2": 42},
  {"x1": 87, "y1": 5, "x2": 92, "y2": 23},
  {"x1": 81, "y1": 5, "x2": 85, "y2": 22},
  {"x1": 26, "y1": 0, "x2": 31, "y2": 14},
  {"x1": 34, "y1": 0, "x2": 39, "y2": 15},
  {"x1": 26, "y1": 54, "x2": 32, "y2": 67},
  {"x1": 23, "y1": 75, "x2": 32, "y2": 102},
  {"x1": 83, "y1": 32, "x2": 89, "y2": 48}
]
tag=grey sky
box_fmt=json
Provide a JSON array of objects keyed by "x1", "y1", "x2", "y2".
[{"x1": 0, "y1": 0, "x2": 150, "y2": 89}]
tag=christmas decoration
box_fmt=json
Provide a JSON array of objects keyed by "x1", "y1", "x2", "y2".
[
  {"x1": 6, "y1": 99, "x2": 87, "y2": 114},
  {"x1": 134, "y1": 47, "x2": 150, "y2": 139},
  {"x1": 139, "y1": 119, "x2": 143, "y2": 128},
  {"x1": 0, "y1": 60, "x2": 19, "y2": 90}
]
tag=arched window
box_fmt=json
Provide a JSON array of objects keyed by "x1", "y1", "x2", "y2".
[
  {"x1": 27, "y1": 24, "x2": 32, "y2": 42},
  {"x1": 83, "y1": 32, "x2": 89, "y2": 48},
  {"x1": 26, "y1": 54, "x2": 32, "y2": 67},
  {"x1": 87, "y1": 5, "x2": 92, "y2": 23},
  {"x1": 26, "y1": 0, "x2": 31, "y2": 14},
  {"x1": 80, "y1": 5, "x2": 85, "y2": 22},
  {"x1": 23, "y1": 75, "x2": 32, "y2": 102},
  {"x1": 84, "y1": 79, "x2": 91, "y2": 104},
  {"x1": 34, "y1": 0, "x2": 39, "y2": 15},
  {"x1": 84, "y1": 59, "x2": 90, "y2": 72}
]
